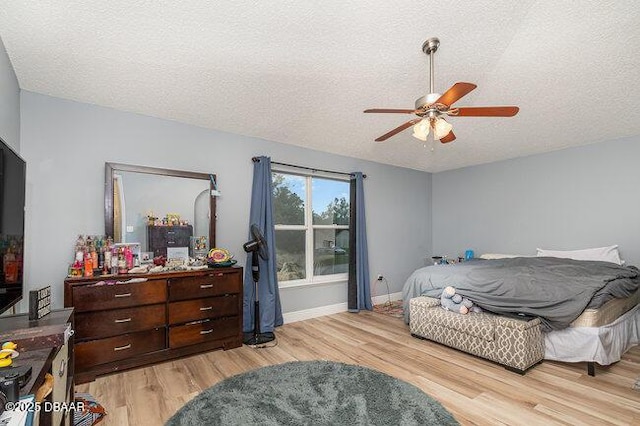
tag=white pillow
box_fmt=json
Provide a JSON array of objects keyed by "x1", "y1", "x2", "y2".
[
  {"x1": 536, "y1": 245, "x2": 622, "y2": 265},
  {"x1": 479, "y1": 253, "x2": 526, "y2": 260}
]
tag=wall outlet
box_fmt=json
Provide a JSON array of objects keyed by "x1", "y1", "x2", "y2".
[{"x1": 377, "y1": 274, "x2": 383, "y2": 281}]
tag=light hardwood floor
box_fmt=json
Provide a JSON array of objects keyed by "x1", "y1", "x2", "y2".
[{"x1": 77, "y1": 311, "x2": 640, "y2": 425}]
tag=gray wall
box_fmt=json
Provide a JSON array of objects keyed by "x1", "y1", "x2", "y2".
[
  {"x1": 432, "y1": 136, "x2": 640, "y2": 265},
  {"x1": 0, "y1": 36, "x2": 19, "y2": 150},
  {"x1": 20, "y1": 91, "x2": 432, "y2": 311}
]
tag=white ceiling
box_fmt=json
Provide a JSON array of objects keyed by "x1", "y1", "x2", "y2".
[{"x1": 1, "y1": 1, "x2": 639, "y2": 172}]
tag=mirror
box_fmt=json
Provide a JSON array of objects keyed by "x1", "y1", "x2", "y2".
[{"x1": 105, "y1": 163, "x2": 216, "y2": 257}]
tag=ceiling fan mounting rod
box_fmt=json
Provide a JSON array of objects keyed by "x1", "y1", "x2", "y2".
[{"x1": 422, "y1": 37, "x2": 440, "y2": 95}]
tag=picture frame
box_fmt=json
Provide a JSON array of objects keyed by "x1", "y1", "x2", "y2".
[
  {"x1": 167, "y1": 246, "x2": 189, "y2": 261},
  {"x1": 141, "y1": 251, "x2": 154, "y2": 264}
]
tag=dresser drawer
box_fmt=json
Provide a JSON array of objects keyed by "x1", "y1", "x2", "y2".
[
  {"x1": 75, "y1": 328, "x2": 166, "y2": 370},
  {"x1": 168, "y1": 294, "x2": 238, "y2": 325},
  {"x1": 169, "y1": 316, "x2": 238, "y2": 348},
  {"x1": 73, "y1": 279, "x2": 168, "y2": 312},
  {"x1": 75, "y1": 304, "x2": 166, "y2": 340},
  {"x1": 168, "y1": 271, "x2": 240, "y2": 301}
]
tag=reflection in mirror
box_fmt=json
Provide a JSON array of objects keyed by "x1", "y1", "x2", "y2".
[{"x1": 105, "y1": 163, "x2": 216, "y2": 257}]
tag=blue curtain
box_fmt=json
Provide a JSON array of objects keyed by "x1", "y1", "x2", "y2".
[
  {"x1": 243, "y1": 156, "x2": 283, "y2": 333},
  {"x1": 348, "y1": 172, "x2": 372, "y2": 312}
]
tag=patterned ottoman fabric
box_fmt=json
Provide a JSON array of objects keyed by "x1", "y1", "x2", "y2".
[
  {"x1": 429, "y1": 310, "x2": 497, "y2": 341},
  {"x1": 410, "y1": 296, "x2": 544, "y2": 372}
]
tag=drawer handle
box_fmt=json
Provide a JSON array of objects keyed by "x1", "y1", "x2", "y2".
[
  {"x1": 114, "y1": 293, "x2": 132, "y2": 298},
  {"x1": 58, "y1": 359, "x2": 66, "y2": 378},
  {"x1": 200, "y1": 306, "x2": 213, "y2": 311},
  {"x1": 187, "y1": 318, "x2": 210, "y2": 326},
  {"x1": 200, "y1": 284, "x2": 214, "y2": 289},
  {"x1": 200, "y1": 329, "x2": 214, "y2": 335},
  {"x1": 114, "y1": 344, "x2": 131, "y2": 351},
  {"x1": 114, "y1": 317, "x2": 132, "y2": 323}
]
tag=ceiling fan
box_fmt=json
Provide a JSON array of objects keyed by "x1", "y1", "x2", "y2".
[{"x1": 364, "y1": 37, "x2": 519, "y2": 144}]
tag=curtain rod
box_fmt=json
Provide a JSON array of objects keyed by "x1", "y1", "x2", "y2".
[{"x1": 251, "y1": 157, "x2": 366, "y2": 178}]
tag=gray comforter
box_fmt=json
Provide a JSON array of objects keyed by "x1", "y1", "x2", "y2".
[{"x1": 402, "y1": 257, "x2": 640, "y2": 331}]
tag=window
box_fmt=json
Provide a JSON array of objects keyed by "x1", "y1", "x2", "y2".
[{"x1": 272, "y1": 172, "x2": 350, "y2": 286}]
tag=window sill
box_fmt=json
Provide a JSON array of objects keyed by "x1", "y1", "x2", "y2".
[{"x1": 279, "y1": 275, "x2": 348, "y2": 289}]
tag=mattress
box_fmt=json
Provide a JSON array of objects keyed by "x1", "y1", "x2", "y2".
[{"x1": 570, "y1": 289, "x2": 640, "y2": 328}]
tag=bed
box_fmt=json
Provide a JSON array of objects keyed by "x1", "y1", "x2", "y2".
[{"x1": 402, "y1": 256, "x2": 640, "y2": 375}]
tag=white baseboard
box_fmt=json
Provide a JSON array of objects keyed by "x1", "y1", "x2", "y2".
[
  {"x1": 283, "y1": 302, "x2": 348, "y2": 324},
  {"x1": 372, "y1": 291, "x2": 403, "y2": 305},
  {"x1": 283, "y1": 291, "x2": 403, "y2": 324}
]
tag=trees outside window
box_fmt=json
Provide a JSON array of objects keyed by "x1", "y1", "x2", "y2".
[{"x1": 272, "y1": 172, "x2": 350, "y2": 285}]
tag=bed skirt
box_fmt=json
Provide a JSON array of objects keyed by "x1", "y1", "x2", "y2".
[{"x1": 544, "y1": 303, "x2": 640, "y2": 365}]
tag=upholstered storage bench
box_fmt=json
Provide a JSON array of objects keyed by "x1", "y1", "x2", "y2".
[{"x1": 409, "y1": 296, "x2": 544, "y2": 373}]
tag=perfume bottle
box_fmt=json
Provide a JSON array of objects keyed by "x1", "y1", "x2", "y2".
[
  {"x1": 111, "y1": 246, "x2": 119, "y2": 275},
  {"x1": 3, "y1": 247, "x2": 18, "y2": 282},
  {"x1": 104, "y1": 241, "x2": 112, "y2": 274},
  {"x1": 118, "y1": 247, "x2": 127, "y2": 274},
  {"x1": 74, "y1": 235, "x2": 85, "y2": 264},
  {"x1": 125, "y1": 246, "x2": 133, "y2": 270},
  {"x1": 84, "y1": 251, "x2": 93, "y2": 277}
]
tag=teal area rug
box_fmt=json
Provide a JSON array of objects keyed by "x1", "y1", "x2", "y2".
[{"x1": 167, "y1": 360, "x2": 458, "y2": 425}]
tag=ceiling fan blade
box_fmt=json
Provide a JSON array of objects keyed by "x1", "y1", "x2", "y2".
[
  {"x1": 374, "y1": 119, "x2": 421, "y2": 142},
  {"x1": 453, "y1": 106, "x2": 519, "y2": 117},
  {"x1": 364, "y1": 108, "x2": 416, "y2": 114},
  {"x1": 439, "y1": 131, "x2": 456, "y2": 144},
  {"x1": 435, "y1": 82, "x2": 477, "y2": 107}
]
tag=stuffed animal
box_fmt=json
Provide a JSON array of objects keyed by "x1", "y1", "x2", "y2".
[{"x1": 440, "y1": 286, "x2": 482, "y2": 314}]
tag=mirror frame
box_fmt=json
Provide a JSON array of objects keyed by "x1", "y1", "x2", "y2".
[{"x1": 105, "y1": 162, "x2": 216, "y2": 248}]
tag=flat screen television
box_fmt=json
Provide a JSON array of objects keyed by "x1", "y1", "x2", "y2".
[{"x1": 0, "y1": 137, "x2": 25, "y2": 314}]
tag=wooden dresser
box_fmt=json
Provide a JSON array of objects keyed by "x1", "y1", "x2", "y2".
[{"x1": 64, "y1": 267, "x2": 242, "y2": 383}]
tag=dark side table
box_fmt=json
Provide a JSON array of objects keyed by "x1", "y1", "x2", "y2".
[{"x1": 0, "y1": 309, "x2": 74, "y2": 426}]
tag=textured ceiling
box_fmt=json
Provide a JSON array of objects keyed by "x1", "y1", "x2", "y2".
[{"x1": 1, "y1": 1, "x2": 639, "y2": 172}]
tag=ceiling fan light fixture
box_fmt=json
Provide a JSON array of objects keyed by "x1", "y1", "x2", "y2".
[
  {"x1": 412, "y1": 119, "x2": 429, "y2": 141},
  {"x1": 433, "y1": 117, "x2": 453, "y2": 139}
]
